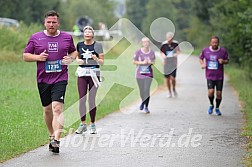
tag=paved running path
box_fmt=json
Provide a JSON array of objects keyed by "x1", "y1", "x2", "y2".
[{"x1": 1, "y1": 55, "x2": 246, "y2": 167}]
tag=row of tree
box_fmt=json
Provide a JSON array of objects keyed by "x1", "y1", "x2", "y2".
[
  {"x1": 0, "y1": 0, "x2": 61, "y2": 25},
  {"x1": 0, "y1": 0, "x2": 118, "y2": 30},
  {"x1": 0, "y1": 0, "x2": 251, "y2": 78}
]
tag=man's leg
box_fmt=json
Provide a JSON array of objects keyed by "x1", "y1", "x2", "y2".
[
  {"x1": 171, "y1": 77, "x2": 176, "y2": 89},
  {"x1": 216, "y1": 91, "x2": 222, "y2": 108},
  {"x1": 207, "y1": 80, "x2": 215, "y2": 114},
  {"x1": 215, "y1": 80, "x2": 223, "y2": 108},
  {"x1": 207, "y1": 89, "x2": 215, "y2": 114},
  {"x1": 215, "y1": 91, "x2": 222, "y2": 115},
  {"x1": 43, "y1": 104, "x2": 54, "y2": 137},
  {"x1": 52, "y1": 101, "x2": 64, "y2": 141},
  {"x1": 171, "y1": 69, "x2": 177, "y2": 96},
  {"x1": 207, "y1": 80, "x2": 215, "y2": 105},
  {"x1": 38, "y1": 82, "x2": 54, "y2": 137},
  {"x1": 166, "y1": 76, "x2": 172, "y2": 97},
  {"x1": 49, "y1": 81, "x2": 67, "y2": 152},
  {"x1": 215, "y1": 80, "x2": 224, "y2": 115},
  {"x1": 208, "y1": 89, "x2": 215, "y2": 105}
]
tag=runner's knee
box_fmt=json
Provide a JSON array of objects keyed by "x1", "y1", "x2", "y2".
[
  {"x1": 208, "y1": 89, "x2": 214, "y2": 96},
  {"x1": 43, "y1": 104, "x2": 52, "y2": 114},
  {"x1": 216, "y1": 91, "x2": 222, "y2": 99},
  {"x1": 52, "y1": 102, "x2": 63, "y2": 115}
]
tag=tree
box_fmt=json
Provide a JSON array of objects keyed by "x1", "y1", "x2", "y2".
[
  {"x1": 209, "y1": 0, "x2": 247, "y2": 64},
  {"x1": 125, "y1": 0, "x2": 149, "y2": 31},
  {"x1": 191, "y1": 0, "x2": 215, "y2": 25},
  {"x1": 0, "y1": 0, "x2": 61, "y2": 24},
  {"x1": 59, "y1": 0, "x2": 117, "y2": 31},
  {"x1": 141, "y1": 0, "x2": 177, "y2": 41},
  {"x1": 29, "y1": 0, "x2": 61, "y2": 23},
  {"x1": 170, "y1": 0, "x2": 193, "y2": 40},
  {"x1": 237, "y1": 1, "x2": 252, "y2": 78}
]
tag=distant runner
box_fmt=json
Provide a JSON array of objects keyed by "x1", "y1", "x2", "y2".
[
  {"x1": 199, "y1": 36, "x2": 229, "y2": 116},
  {"x1": 160, "y1": 32, "x2": 180, "y2": 98},
  {"x1": 133, "y1": 37, "x2": 155, "y2": 113}
]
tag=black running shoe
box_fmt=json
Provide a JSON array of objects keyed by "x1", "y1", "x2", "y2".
[
  {"x1": 50, "y1": 139, "x2": 60, "y2": 153},
  {"x1": 49, "y1": 136, "x2": 54, "y2": 152}
]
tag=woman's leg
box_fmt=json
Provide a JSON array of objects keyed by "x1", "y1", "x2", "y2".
[
  {"x1": 137, "y1": 78, "x2": 145, "y2": 103},
  {"x1": 87, "y1": 77, "x2": 98, "y2": 123},
  {"x1": 77, "y1": 77, "x2": 88, "y2": 122},
  {"x1": 143, "y1": 77, "x2": 152, "y2": 108}
]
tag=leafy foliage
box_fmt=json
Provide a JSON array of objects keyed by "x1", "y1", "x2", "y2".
[
  {"x1": 0, "y1": 0, "x2": 117, "y2": 31},
  {"x1": 58, "y1": 0, "x2": 118, "y2": 30},
  {"x1": 125, "y1": 0, "x2": 149, "y2": 31},
  {"x1": 0, "y1": 0, "x2": 61, "y2": 24}
]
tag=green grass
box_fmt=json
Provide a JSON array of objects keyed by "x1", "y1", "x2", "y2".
[
  {"x1": 0, "y1": 36, "x2": 164, "y2": 162},
  {"x1": 0, "y1": 62, "x2": 46, "y2": 161},
  {"x1": 225, "y1": 66, "x2": 252, "y2": 166},
  {"x1": 192, "y1": 48, "x2": 202, "y2": 56},
  {"x1": 0, "y1": 23, "x2": 42, "y2": 63}
]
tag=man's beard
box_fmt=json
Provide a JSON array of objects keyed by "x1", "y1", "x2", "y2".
[{"x1": 212, "y1": 45, "x2": 218, "y2": 50}]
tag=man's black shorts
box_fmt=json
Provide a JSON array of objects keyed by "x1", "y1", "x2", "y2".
[
  {"x1": 207, "y1": 80, "x2": 223, "y2": 91},
  {"x1": 37, "y1": 80, "x2": 68, "y2": 107},
  {"x1": 164, "y1": 69, "x2": 177, "y2": 78},
  {"x1": 164, "y1": 57, "x2": 177, "y2": 78}
]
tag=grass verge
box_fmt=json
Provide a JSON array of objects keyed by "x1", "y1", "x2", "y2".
[{"x1": 225, "y1": 66, "x2": 252, "y2": 166}]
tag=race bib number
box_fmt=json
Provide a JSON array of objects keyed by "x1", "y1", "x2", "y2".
[
  {"x1": 166, "y1": 50, "x2": 174, "y2": 57},
  {"x1": 76, "y1": 67, "x2": 97, "y2": 77},
  {"x1": 84, "y1": 68, "x2": 95, "y2": 76},
  {"x1": 207, "y1": 61, "x2": 218, "y2": 70},
  {"x1": 140, "y1": 65, "x2": 151, "y2": 74},
  {"x1": 45, "y1": 60, "x2": 62, "y2": 73}
]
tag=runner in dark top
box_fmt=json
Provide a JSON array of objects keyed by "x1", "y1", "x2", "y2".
[
  {"x1": 160, "y1": 32, "x2": 180, "y2": 98},
  {"x1": 75, "y1": 26, "x2": 104, "y2": 134}
]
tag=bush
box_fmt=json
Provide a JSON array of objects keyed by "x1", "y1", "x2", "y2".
[{"x1": 0, "y1": 22, "x2": 42, "y2": 63}]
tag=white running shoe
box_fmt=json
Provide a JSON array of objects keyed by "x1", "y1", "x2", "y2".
[
  {"x1": 173, "y1": 89, "x2": 178, "y2": 97},
  {"x1": 75, "y1": 124, "x2": 87, "y2": 134},
  {"x1": 167, "y1": 93, "x2": 172, "y2": 98},
  {"x1": 90, "y1": 124, "x2": 97, "y2": 134}
]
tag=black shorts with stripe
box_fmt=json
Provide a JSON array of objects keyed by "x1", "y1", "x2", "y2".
[{"x1": 37, "y1": 80, "x2": 68, "y2": 107}]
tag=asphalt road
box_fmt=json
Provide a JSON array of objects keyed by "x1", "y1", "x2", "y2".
[{"x1": 1, "y1": 55, "x2": 246, "y2": 167}]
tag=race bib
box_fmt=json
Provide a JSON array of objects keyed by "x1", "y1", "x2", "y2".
[
  {"x1": 207, "y1": 61, "x2": 218, "y2": 70},
  {"x1": 84, "y1": 67, "x2": 96, "y2": 76},
  {"x1": 140, "y1": 65, "x2": 151, "y2": 74},
  {"x1": 45, "y1": 60, "x2": 62, "y2": 73},
  {"x1": 166, "y1": 50, "x2": 174, "y2": 57},
  {"x1": 76, "y1": 66, "x2": 97, "y2": 77}
]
